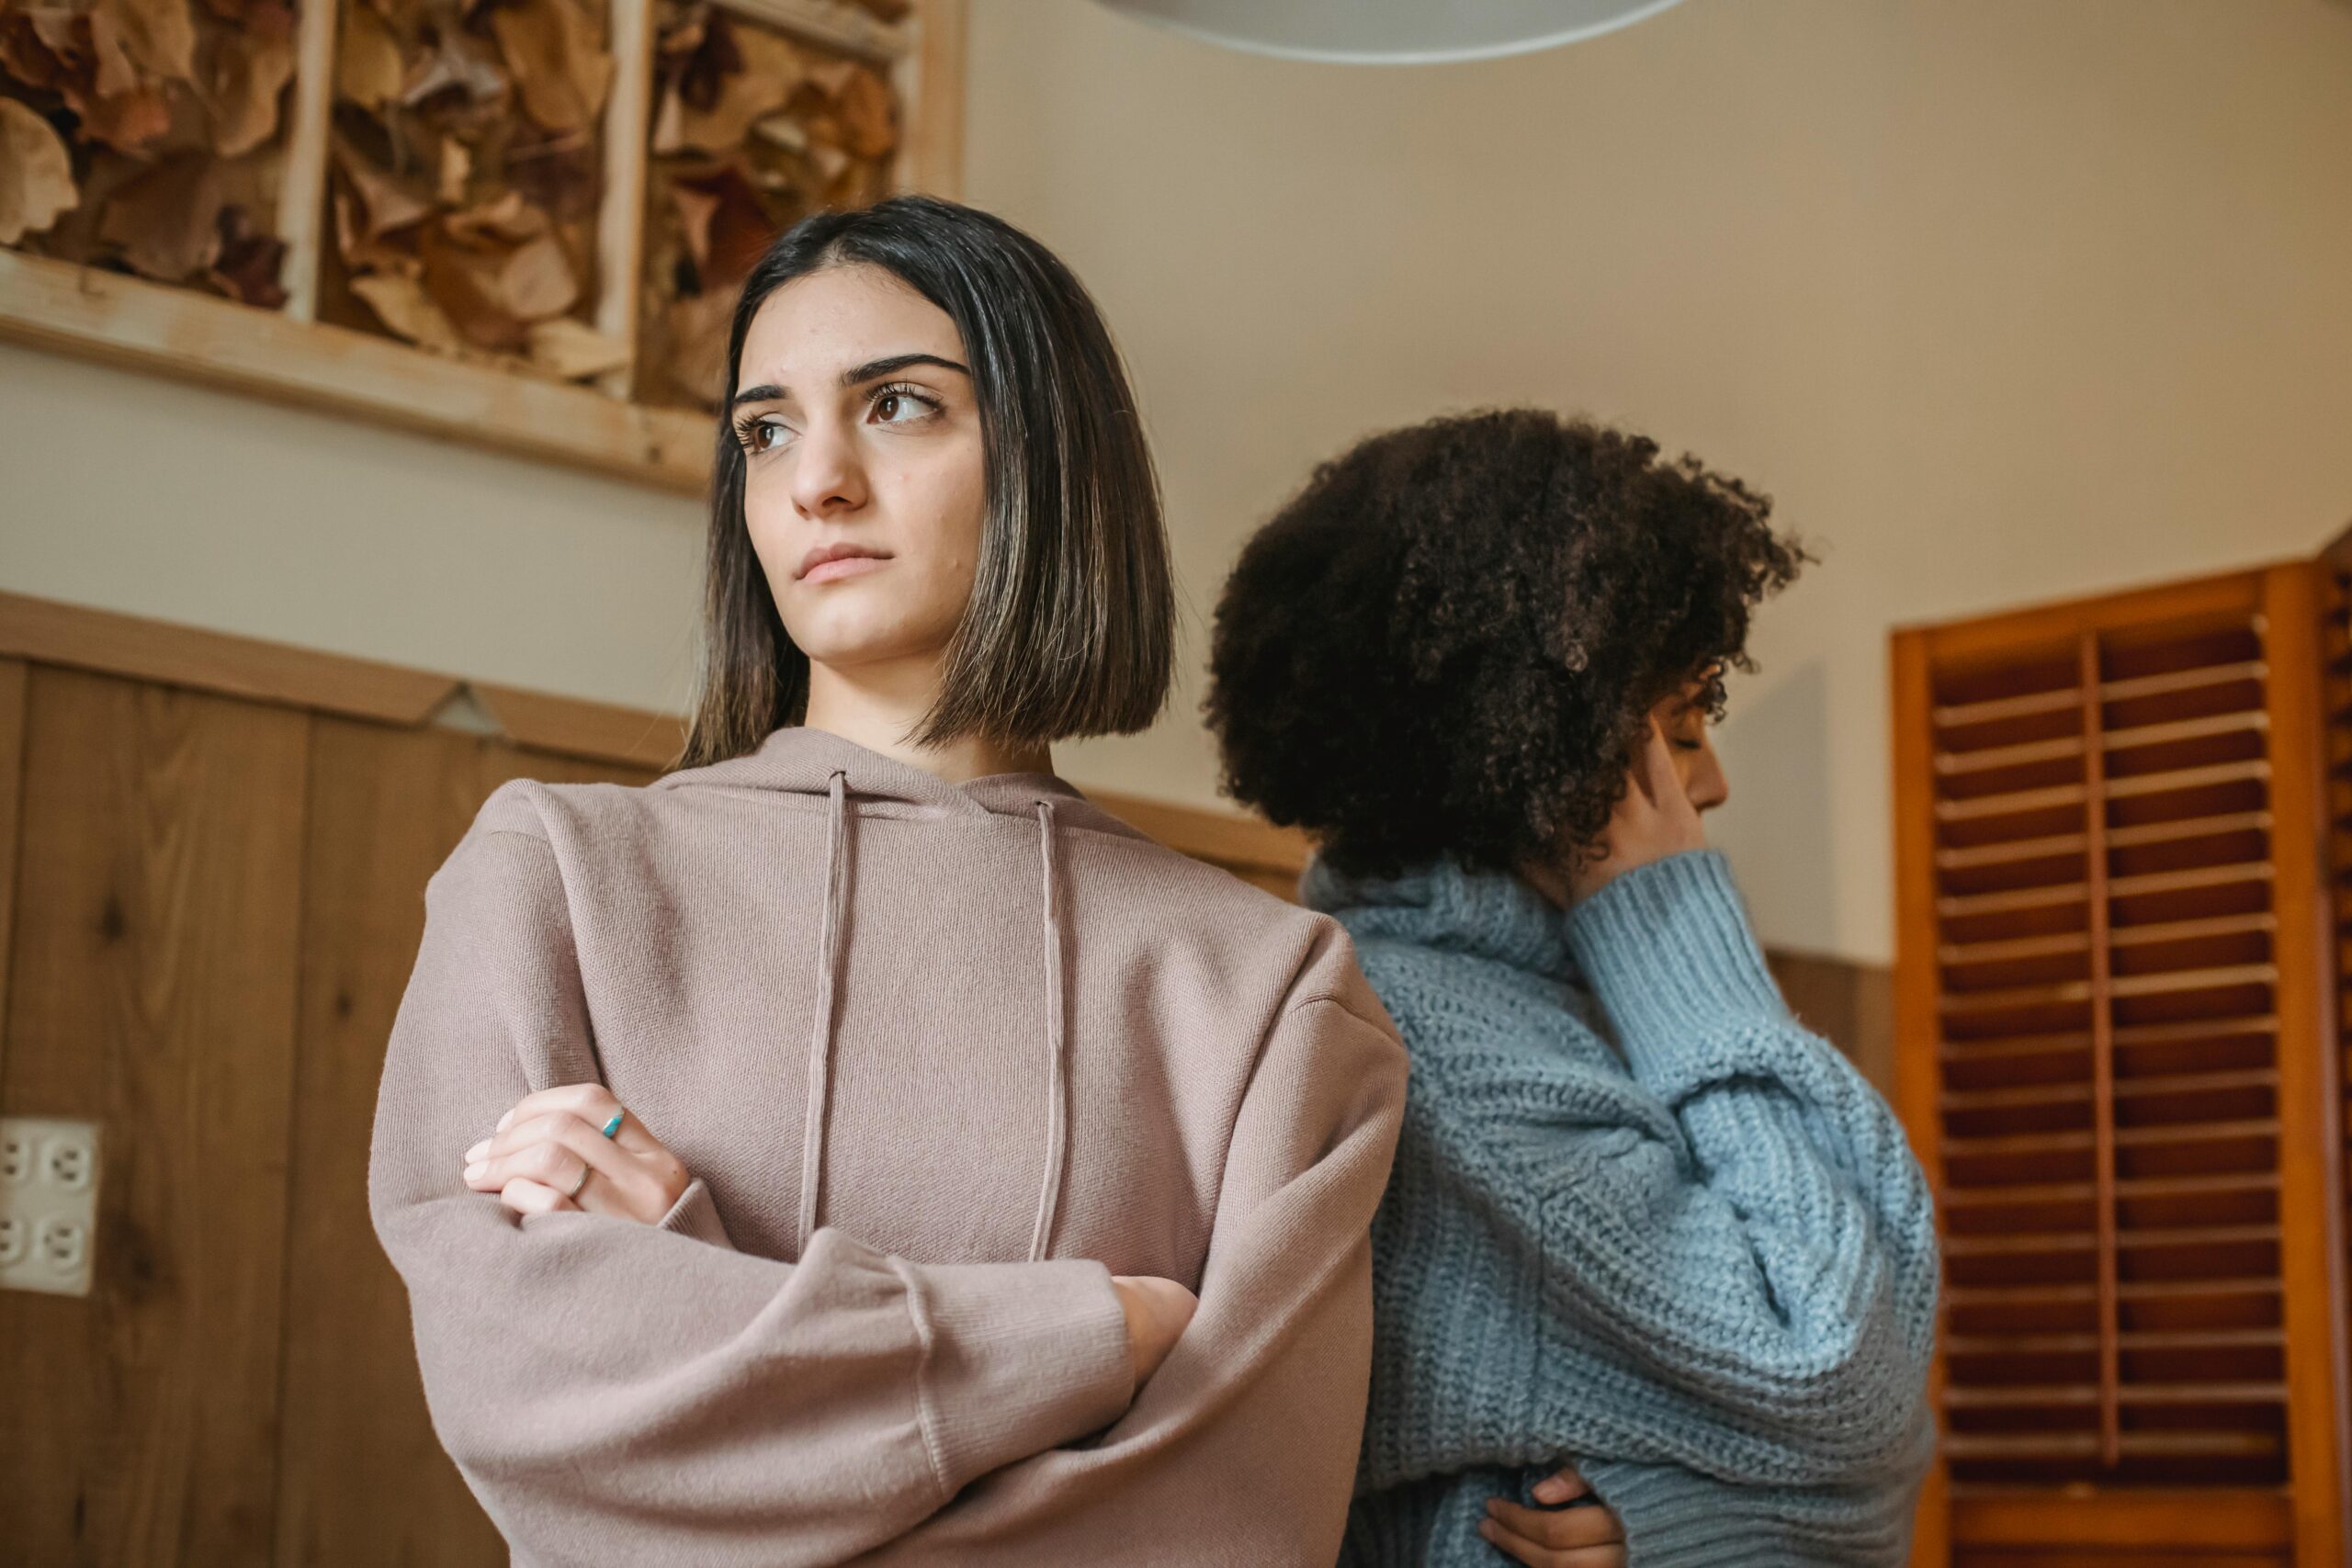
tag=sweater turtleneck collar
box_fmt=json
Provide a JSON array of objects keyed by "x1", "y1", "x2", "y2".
[{"x1": 1298, "y1": 852, "x2": 1581, "y2": 987}]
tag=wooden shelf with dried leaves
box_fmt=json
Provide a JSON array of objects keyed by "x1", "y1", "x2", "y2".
[{"x1": 0, "y1": 0, "x2": 965, "y2": 493}]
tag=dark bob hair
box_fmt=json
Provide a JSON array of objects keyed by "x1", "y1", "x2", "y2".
[
  {"x1": 1205, "y1": 409, "x2": 1804, "y2": 878},
  {"x1": 680, "y1": 196, "x2": 1174, "y2": 767}
]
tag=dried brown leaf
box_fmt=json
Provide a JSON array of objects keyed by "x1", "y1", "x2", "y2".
[
  {"x1": 76, "y1": 81, "x2": 174, "y2": 151},
  {"x1": 97, "y1": 149, "x2": 223, "y2": 279},
  {"x1": 441, "y1": 186, "x2": 543, "y2": 244},
  {"x1": 92, "y1": 0, "x2": 196, "y2": 85},
  {"x1": 501, "y1": 131, "x2": 597, "y2": 222},
  {"x1": 487, "y1": 229, "x2": 573, "y2": 319},
  {"x1": 663, "y1": 285, "x2": 730, "y2": 406},
  {"x1": 85, "y1": 6, "x2": 141, "y2": 97},
  {"x1": 27, "y1": 9, "x2": 83, "y2": 56},
  {"x1": 206, "y1": 24, "x2": 293, "y2": 155},
  {"x1": 663, "y1": 18, "x2": 798, "y2": 156},
  {"x1": 352, "y1": 268, "x2": 468, "y2": 352},
  {"x1": 331, "y1": 185, "x2": 422, "y2": 274},
  {"x1": 489, "y1": 0, "x2": 608, "y2": 136},
  {"x1": 206, "y1": 201, "x2": 286, "y2": 306},
  {"x1": 400, "y1": 23, "x2": 505, "y2": 110},
  {"x1": 670, "y1": 161, "x2": 770, "y2": 287},
  {"x1": 525, "y1": 314, "x2": 626, "y2": 379},
  {"x1": 418, "y1": 217, "x2": 576, "y2": 348},
  {"x1": 333, "y1": 137, "x2": 434, "y2": 238},
  {"x1": 435, "y1": 130, "x2": 469, "y2": 202},
  {"x1": 0, "y1": 96, "x2": 77, "y2": 243},
  {"x1": 818, "y1": 61, "x2": 890, "y2": 158},
  {"x1": 335, "y1": 0, "x2": 404, "y2": 107}
]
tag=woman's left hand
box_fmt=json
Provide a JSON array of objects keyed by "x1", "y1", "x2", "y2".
[
  {"x1": 1481, "y1": 1464, "x2": 1625, "y2": 1567},
  {"x1": 461, "y1": 1082, "x2": 691, "y2": 1224}
]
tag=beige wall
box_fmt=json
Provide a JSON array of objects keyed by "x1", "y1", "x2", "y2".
[{"x1": 6, "y1": 0, "x2": 2351, "y2": 961}]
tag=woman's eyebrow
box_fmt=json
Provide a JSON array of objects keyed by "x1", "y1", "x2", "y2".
[
  {"x1": 839, "y1": 352, "x2": 970, "y2": 387},
  {"x1": 729, "y1": 354, "x2": 971, "y2": 409}
]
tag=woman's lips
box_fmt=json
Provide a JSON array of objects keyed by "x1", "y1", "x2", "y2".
[{"x1": 802, "y1": 555, "x2": 889, "y2": 585}]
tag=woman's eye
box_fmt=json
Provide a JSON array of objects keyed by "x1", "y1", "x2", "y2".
[
  {"x1": 871, "y1": 388, "x2": 934, "y2": 424},
  {"x1": 736, "y1": 416, "x2": 791, "y2": 454}
]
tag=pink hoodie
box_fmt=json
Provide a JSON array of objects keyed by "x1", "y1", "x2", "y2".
[{"x1": 368, "y1": 725, "x2": 1408, "y2": 1566}]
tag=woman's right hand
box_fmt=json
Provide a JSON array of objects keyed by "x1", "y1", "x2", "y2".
[
  {"x1": 1112, "y1": 1274, "x2": 1198, "y2": 1388},
  {"x1": 1569, "y1": 719, "x2": 1708, "y2": 904}
]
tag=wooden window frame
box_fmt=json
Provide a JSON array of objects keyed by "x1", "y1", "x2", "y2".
[
  {"x1": 1891, "y1": 562, "x2": 2352, "y2": 1567},
  {"x1": 0, "y1": 0, "x2": 967, "y2": 496}
]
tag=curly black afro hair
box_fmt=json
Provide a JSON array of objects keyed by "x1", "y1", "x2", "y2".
[{"x1": 1204, "y1": 409, "x2": 1804, "y2": 879}]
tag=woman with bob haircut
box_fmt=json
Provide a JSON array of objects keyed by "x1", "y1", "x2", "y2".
[
  {"x1": 1206, "y1": 410, "x2": 1938, "y2": 1567},
  {"x1": 369, "y1": 196, "x2": 1408, "y2": 1567}
]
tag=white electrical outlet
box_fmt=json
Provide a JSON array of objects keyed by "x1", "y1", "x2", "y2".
[{"x1": 0, "y1": 1117, "x2": 100, "y2": 1297}]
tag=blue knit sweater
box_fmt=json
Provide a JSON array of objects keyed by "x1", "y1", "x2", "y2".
[{"x1": 1306, "y1": 850, "x2": 1938, "y2": 1567}]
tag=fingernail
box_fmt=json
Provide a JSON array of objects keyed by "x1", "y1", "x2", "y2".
[
  {"x1": 496, "y1": 1110, "x2": 514, "y2": 1132},
  {"x1": 464, "y1": 1140, "x2": 489, "y2": 1163},
  {"x1": 1534, "y1": 1479, "x2": 1566, "y2": 1503},
  {"x1": 463, "y1": 1161, "x2": 485, "y2": 1181}
]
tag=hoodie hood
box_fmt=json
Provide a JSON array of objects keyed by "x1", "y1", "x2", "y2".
[
  {"x1": 653, "y1": 725, "x2": 1148, "y2": 1262},
  {"x1": 654, "y1": 723, "x2": 1149, "y2": 839}
]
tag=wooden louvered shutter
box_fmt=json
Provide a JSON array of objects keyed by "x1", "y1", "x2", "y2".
[{"x1": 1892, "y1": 564, "x2": 2349, "y2": 1566}]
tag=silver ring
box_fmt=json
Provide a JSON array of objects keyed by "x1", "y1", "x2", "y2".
[{"x1": 568, "y1": 1163, "x2": 591, "y2": 1200}]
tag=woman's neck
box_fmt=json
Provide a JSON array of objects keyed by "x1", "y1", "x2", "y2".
[{"x1": 802, "y1": 660, "x2": 1053, "y2": 784}]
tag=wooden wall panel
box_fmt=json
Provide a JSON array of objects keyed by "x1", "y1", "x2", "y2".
[
  {"x1": 270, "y1": 719, "x2": 650, "y2": 1568},
  {"x1": 278, "y1": 724, "x2": 658, "y2": 1568},
  {"x1": 0, "y1": 667, "x2": 310, "y2": 1564},
  {"x1": 1770, "y1": 948, "x2": 1896, "y2": 1096},
  {"x1": 271, "y1": 719, "x2": 503, "y2": 1568},
  {"x1": 0, "y1": 659, "x2": 26, "y2": 1096}
]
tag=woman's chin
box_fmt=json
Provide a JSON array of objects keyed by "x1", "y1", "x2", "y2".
[{"x1": 787, "y1": 620, "x2": 952, "y2": 674}]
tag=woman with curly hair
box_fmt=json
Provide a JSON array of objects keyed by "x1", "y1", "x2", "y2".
[{"x1": 1206, "y1": 411, "x2": 1939, "y2": 1567}]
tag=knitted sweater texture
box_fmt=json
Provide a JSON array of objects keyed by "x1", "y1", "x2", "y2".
[{"x1": 1308, "y1": 850, "x2": 1939, "y2": 1567}]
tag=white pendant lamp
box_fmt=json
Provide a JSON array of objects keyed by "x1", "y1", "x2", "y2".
[{"x1": 1091, "y1": 0, "x2": 1687, "y2": 65}]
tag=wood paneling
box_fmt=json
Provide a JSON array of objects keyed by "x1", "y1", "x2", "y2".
[
  {"x1": 0, "y1": 590, "x2": 458, "y2": 728},
  {"x1": 1769, "y1": 947, "x2": 1895, "y2": 1095},
  {"x1": 270, "y1": 719, "x2": 651, "y2": 1567},
  {"x1": 0, "y1": 667, "x2": 310, "y2": 1564},
  {"x1": 271, "y1": 722, "x2": 506, "y2": 1568},
  {"x1": 0, "y1": 659, "x2": 26, "y2": 1096}
]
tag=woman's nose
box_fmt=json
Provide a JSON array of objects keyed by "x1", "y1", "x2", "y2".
[
  {"x1": 1689, "y1": 741, "x2": 1730, "y2": 814},
  {"x1": 789, "y1": 423, "x2": 870, "y2": 519}
]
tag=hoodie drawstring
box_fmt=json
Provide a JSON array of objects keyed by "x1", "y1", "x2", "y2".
[
  {"x1": 793, "y1": 773, "x2": 1072, "y2": 1266},
  {"x1": 797, "y1": 770, "x2": 852, "y2": 1254},
  {"x1": 1026, "y1": 800, "x2": 1068, "y2": 1263}
]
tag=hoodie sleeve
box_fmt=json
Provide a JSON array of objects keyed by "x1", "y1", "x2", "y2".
[
  {"x1": 854, "y1": 921, "x2": 1411, "y2": 1568},
  {"x1": 368, "y1": 815, "x2": 1138, "y2": 1567}
]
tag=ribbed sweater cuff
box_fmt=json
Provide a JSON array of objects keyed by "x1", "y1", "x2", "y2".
[
  {"x1": 652, "y1": 1177, "x2": 734, "y2": 1249},
  {"x1": 899, "y1": 1257, "x2": 1136, "y2": 1493},
  {"x1": 1586, "y1": 1462, "x2": 1781, "y2": 1564},
  {"x1": 1564, "y1": 851, "x2": 1788, "y2": 1092}
]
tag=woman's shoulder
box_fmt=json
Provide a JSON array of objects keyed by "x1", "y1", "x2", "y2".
[{"x1": 430, "y1": 777, "x2": 665, "y2": 898}]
